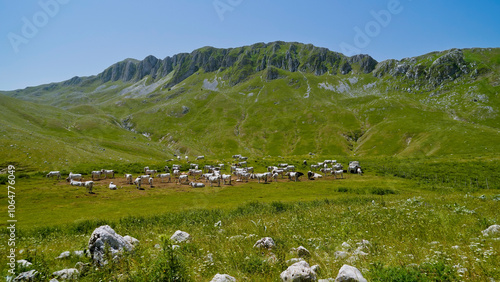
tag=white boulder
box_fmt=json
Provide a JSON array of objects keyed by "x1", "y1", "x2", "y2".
[
  {"x1": 280, "y1": 261, "x2": 317, "y2": 281},
  {"x1": 88, "y1": 225, "x2": 134, "y2": 265},
  {"x1": 335, "y1": 265, "x2": 367, "y2": 282},
  {"x1": 482, "y1": 225, "x2": 500, "y2": 236},
  {"x1": 253, "y1": 237, "x2": 276, "y2": 249},
  {"x1": 52, "y1": 268, "x2": 79, "y2": 280},
  {"x1": 210, "y1": 273, "x2": 236, "y2": 282},
  {"x1": 55, "y1": 251, "x2": 70, "y2": 259},
  {"x1": 170, "y1": 230, "x2": 191, "y2": 243},
  {"x1": 16, "y1": 259, "x2": 32, "y2": 268},
  {"x1": 13, "y1": 270, "x2": 39, "y2": 281}
]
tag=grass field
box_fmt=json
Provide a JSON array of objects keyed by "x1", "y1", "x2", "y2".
[{"x1": 1, "y1": 160, "x2": 499, "y2": 281}]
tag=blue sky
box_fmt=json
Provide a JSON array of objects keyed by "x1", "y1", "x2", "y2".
[{"x1": 1, "y1": 0, "x2": 499, "y2": 90}]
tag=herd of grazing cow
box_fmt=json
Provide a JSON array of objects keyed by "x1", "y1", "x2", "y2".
[{"x1": 45, "y1": 156, "x2": 363, "y2": 193}]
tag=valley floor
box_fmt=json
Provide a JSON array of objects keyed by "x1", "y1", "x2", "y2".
[{"x1": 1, "y1": 170, "x2": 499, "y2": 281}]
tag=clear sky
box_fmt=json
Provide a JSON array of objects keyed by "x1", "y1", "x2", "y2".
[{"x1": 1, "y1": 0, "x2": 499, "y2": 90}]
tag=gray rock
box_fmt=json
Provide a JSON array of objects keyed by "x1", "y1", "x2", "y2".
[
  {"x1": 318, "y1": 279, "x2": 334, "y2": 282},
  {"x1": 280, "y1": 261, "x2": 317, "y2": 281},
  {"x1": 170, "y1": 230, "x2": 191, "y2": 243},
  {"x1": 123, "y1": 235, "x2": 140, "y2": 246},
  {"x1": 55, "y1": 251, "x2": 70, "y2": 259},
  {"x1": 253, "y1": 237, "x2": 275, "y2": 249},
  {"x1": 482, "y1": 225, "x2": 500, "y2": 236},
  {"x1": 52, "y1": 268, "x2": 79, "y2": 280},
  {"x1": 16, "y1": 259, "x2": 32, "y2": 268},
  {"x1": 88, "y1": 225, "x2": 134, "y2": 265},
  {"x1": 334, "y1": 251, "x2": 349, "y2": 259},
  {"x1": 335, "y1": 265, "x2": 367, "y2": 282},
  {"x1": 75, "y1": 262, "x2": 90, "y2": 273},
  {"x1": 297, "y1": 246, "x2": 311, "y2": 258},
  {"x1": 210, "y1": 273, "x2": 236, "y2": 282},
  {"x1": 311, "y1": 264, "x2": 320, "y2": 274},
  {"x1": 13, "y1": 270, "x2": 39, "y2": 281},
  {"x1": 286, "y1": 258, "x2": 305, "y2": 265},
  {"x1": 73, "y1": 250, "x2": 84, "y2": 257}
]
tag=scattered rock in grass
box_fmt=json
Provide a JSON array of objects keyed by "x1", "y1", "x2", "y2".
[
  {"x1": 253, "y1": 237, "x2": 275, "y2": 249},
  {"x1": 88, "y1": 225, "x2": 134, "y2": 265},
  {"x1": 482, "y1": 225, "x2": 500, "y2": 236},
  {"x1": 352, "y1": 249, "x2": 368, "y2": 257},
  {"x1": 170, "y1": 230, "x2": 191, "y2": 243},
  {"x1": 123, "y1": 235, "x2": 140, "y2": 246},
  {"x1": 335, "y1": 264, "x2": 367, "y2": 282},
  {"x1": 356, "y1": 240, "x2": 371, "y2": 250},
  {"x1": 73, "y1": 251, "x2": 84, "y2": 257},
  {"x1": 214, "y1": 220, "x2": 222, "y2": 227},
  {"x1": 172, "y1": 245, "x2": 180, "y2": 250},
  {"x1": 75, "y1": 262, "x2": 90, "y2": 273},
  {"x1": 52, "y1": 268, "x2": 79, "y2": 280},
  {"x1": 13, "y1": 269, "x2": 39, "y2": 281},
  {"x1": 210, "y1": 273, "x2": 236, "y2": 282},
  {"x1": 297, "y1": 246, "x2": 311, "y2": 258},
  {"x1": 56, "y1": 251, "x2": 70, "y2": 259},
  {"x1": 318, "y1": 279, "x2": 334, "y2": 282},
  {"x1": 311, "y1": 264, "x2": 320, "y2": 274},
  {"x1": 154, "y1": 244, "x2": 161, "y2": 249},
  {"x1": 280, "y1": 261, "x2": 317, "y2": 281},
  {"x1": 341, "y1": 242, "x2": 351, "y2": 250},
  {"x1": 334, "y1": 251, "x2": 349, "y2": 259},
  {"x1": 286, "y1": 258, "x2": 305, "y2": 265},
  {"x1": 49, "y1": 278, "x2": 59, "y2": 282},
  {"x1": 16, "y1": 259, "x2": 32, "y2": 268}
]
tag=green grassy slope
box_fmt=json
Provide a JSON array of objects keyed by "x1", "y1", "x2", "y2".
[{"x1": 1, "y1": 44, "x2": 499, "y2": 171}]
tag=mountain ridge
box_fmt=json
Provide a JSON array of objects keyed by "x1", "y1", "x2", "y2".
[{"x1": 1, "y1": 42, "x2": 500, "y2": 170}]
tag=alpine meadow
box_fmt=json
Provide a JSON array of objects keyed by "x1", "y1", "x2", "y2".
[{"x1": 1, "y1": 42, "x2": 499, "y2": 281}]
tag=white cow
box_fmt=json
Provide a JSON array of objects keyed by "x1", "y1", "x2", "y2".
[
  {"x1": 189, "y1": 182, "x2": 205, "y2": 188},
  {"x1": 125, "y1": 174, "x2": 133, "y2": 184},
  {"x1": 272, "y1": 169, "x2": 285, "y2": 179},
  {"x1": 310, "y1": 164, "x2": 319, "y2": 171},
  {"x1": 144, "y1": 166, "x2": 149, "y2": 173},
  {"x1": 279, "y1": 163, "x2": 288, "y2": 168},
  {"x1": 320, "y1": 167, "x2": 333, "y2": 176},
  {"x1": 286, "y1": 171, "x2": 304, "y2": 182},
  {"x1": 307, "y1": 171, "x2": 323, "y2": 180},
  {"x1": 357, "y1": 168, "x2": 363, "y2": 175},
  {"x1": 46, "y1": 171, "x2": 61, "y2": 180},
  {"x1": 272, "y1": 172, "x2": 279, "y2": 182},
  {"x1": 91, "y1": 171, "x2": 102, "y2": 181},
  {"x1": 334, "y1": 170, "x2": 344, "y2": 179},
  {"x1": 84, "y1": 181, "x2": 94, "y2": 193},
  {"x1": 109, "y1": 182, "x2": 117, "y2": 190},
  {"x1": 196, "y1": 156, "x2": 205, "y2": 160},
  {"x1": 333, "y1": 163, "x2": 343, "y2": 170},
  {"x1": 70, "y1": 179, "x2": 83, "y2": 186},
  {"x1": 208, "y1": 175, "x2": 221, "y2": 187},
  {"x1": 284, "y1": 165, "x2": 295, "y2": 172},
  {"x1": 66, "y1": 172, "x2": 82, "y2": 182},
  {"x1": 188, "y1": 169, "x2": 203, "y2": 180},
  {"x1": 178, "y1": 174, "x2": 189, "y2": 184},
  {"x1": 164, "y1": 165, "x2": 171, "y2": 172},
  {"x1": 173, "y1": 169, "x2": 181, "y2": 178},
  {"x1": 134, "y1": 177, "x2": 142, "y2": 189},
  {"x1": 148, "y1": 177, "x2": 154, "y2": 188},
  {"x1": 145, "y1": 169, "x2": 157, "y2": 175},
  {"x1": 101, "y1": 169, "x2": 114, "y2": 179},
  {"x1": 252, "y1": 173, "x2": 268, "y2": 184},
  {"x1": 157, "y1": 173, "x2": 171, "y2": 183},
  {"x1": 221, "y1": 174, "x2": 232, "y2": 185}
]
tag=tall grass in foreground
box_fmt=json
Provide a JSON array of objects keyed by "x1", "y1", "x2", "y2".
[{"x1": 1, "y1": 189, "x2": 498, "y2": 281}]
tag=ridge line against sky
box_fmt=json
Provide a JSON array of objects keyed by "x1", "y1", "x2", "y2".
[{"x1": 1, "y1": 0, "x2": 499, "y2": 91}]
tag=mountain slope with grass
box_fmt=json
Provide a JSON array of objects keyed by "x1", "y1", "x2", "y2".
[{"x1": 2, "y1": 42, "x2": 500, "y2": 170}]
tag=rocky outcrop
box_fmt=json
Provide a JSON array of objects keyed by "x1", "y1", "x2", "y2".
[{"x1": 88, "y1": 225, "x2": 135, "y2": 265}]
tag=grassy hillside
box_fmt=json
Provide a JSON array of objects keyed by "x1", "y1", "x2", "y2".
[{"x1": 1, "y1": 44, "x2": 499, "y2": 171}]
